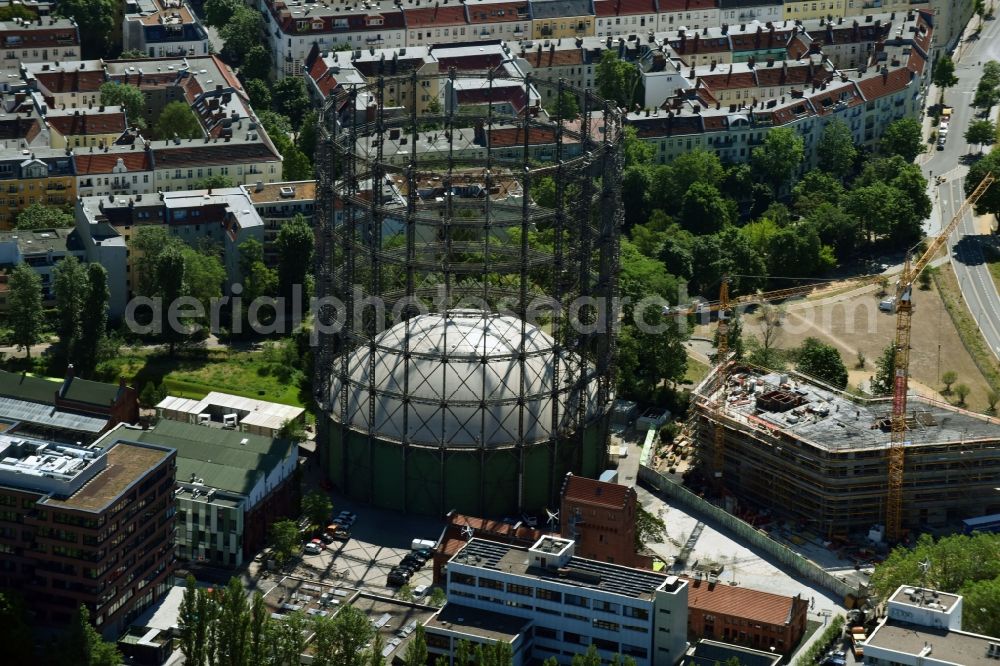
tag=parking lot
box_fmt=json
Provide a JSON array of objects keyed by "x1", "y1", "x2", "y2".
[{"x1": 248, "y1": 497, "x2": 446, "y2": 599}]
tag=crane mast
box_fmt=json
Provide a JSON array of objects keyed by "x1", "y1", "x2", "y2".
[{"x1": 885, "y1": 171, "x2": 994, "y2": 542}]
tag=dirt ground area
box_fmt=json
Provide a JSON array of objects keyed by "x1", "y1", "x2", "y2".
[{"x1": 696, "y1": 278, "x2": 996, "y2": 412}]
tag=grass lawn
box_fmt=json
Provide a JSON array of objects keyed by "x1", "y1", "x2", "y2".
[
  {"x1": 101, "y1": 347, "x2": 312, "y2": 410},
  {"x1": 683, "y1": 357, "x2": 710, "y2": 386},
  {"x1": 984, "y1": 244, "x2": 1000, "y2": 293},
  {"x1": 932, "y1": 265, "x2": 1000, "y2": 397}
]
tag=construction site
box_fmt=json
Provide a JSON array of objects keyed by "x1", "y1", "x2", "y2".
[{"x1": 689, "y1": 365, "x2": 1000, "y2": 538}]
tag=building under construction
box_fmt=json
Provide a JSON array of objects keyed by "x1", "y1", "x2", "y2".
[
  {"x1": 691, "y1": 365, "x2": 1000, "y2": 537},
  {"x1": 313, "y1": 72, "x2": 622, "y2": 517}
]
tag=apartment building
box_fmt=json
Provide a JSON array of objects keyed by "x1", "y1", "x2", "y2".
[
  {"x1": 45, "y1": 106, "x2": 128, "y2": 150},
  {"x1": 443, "y1": 536, "x2": 689, "y2": 665},
  {"x1": 74, "y1": 186, "x2": 265, "y2": 317},
  {"x1": 0, "y1": 434, "x2": 176, "y2": 638},
  {"x1": 0, "y1": 148, "x2": 76, "y2": 228},
  {"x1": 96, "y1": 419, "x2": 298, "y2": 568},
  {"x1": 863, "y1": 585, "x2": 1000, "y2": 665},
  {"x1": 0, "y1": 16, "x2": 79, "y2": 74},
  {"x1": 531, "y1": 0, "x2": 596, "y2": 38},
  {"x1": 243, "y1": 180, "x2": 315, "y2": 266},
  {"x1": 718, "y1": 0, "x2": 782, "y2": 25},
  {"x1": 0, "y1": 226, "x2": 83, "y2": 303},
  {"x1": 21, "y1": 60, "x2": 106, "y2": 109},
  {"x1": 123, "y1": 0, "x2": 210, "y2": 58}
]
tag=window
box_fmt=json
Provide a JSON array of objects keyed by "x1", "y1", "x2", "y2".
[
  {"x1": 593, "y1": 618, "x2": 620, "y2": 632},
  {"x1": 565, "y1": 593, "x2": 589, "y2": 608},
  {"x1": 536, "y1": 588, "x2": 561, "y2": 603},
  {"x1": 506, "y1": 582, "x2": 533, "y2": 597},
  {"x1": 450, "y1": 572, "x2": 476, "y2": 587}
]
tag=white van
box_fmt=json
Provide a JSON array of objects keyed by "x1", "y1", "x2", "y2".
[{"x1": 879, "y1": 296, "x2": 896, "y2": 313}]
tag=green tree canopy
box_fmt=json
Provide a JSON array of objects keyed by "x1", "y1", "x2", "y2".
[
  {"x1": 816, "y1": 119, "x2": 857, "y2": 179},
  {"x1": 53, "y1": 256, "x2": 87, "y2": 367},
  {"x1": 595, "y1": 50, "x2": 640, "y2": 108},
  {"x1": 242, "y1": 44, "x2": 273, "y2": 83},
  {"x1": 7, "y1": 263, "x2": 43, "y2": 358},
  {"x1": 15, "y1": 203, "x2": 73, "y2": 229},
  {"x1": 51, "y1": 605, "x2": 122, "y2": 666},
  {"x1": 282, "y1": 145, "x2": 315, "y2": 181},
  {"x1": 931, "y1": 54, "x2": 958, "y2": 90},
  {"x1": 154, "y1": 245, "x2": 189, "y2": 355},
  {"x1": 796, "y1": 337, "x2": 848, "y2": 388},
  {"x1": 879, "y1": 117, "x2": 924, "y2": 162},
  {"x1": 220, "y1": 5, "x2": 264, "y2": 66},
  {"x1": 55, "y1": 0, "x2": 115, "y2": 59},
  {"x1": 967, "y1": 150, "x2": 1000, "y2": 216},
  {"x1": 553, "y1": 88, "x2": 581, "y2": 119},
  {"x1": 193, "y1": 175, "x2": 236, "y2": 190},
  {"x1": 751, "y1": 126, "x2": 804, "y2": 192},
  {"x1": 202, "y1": 0, "x2": 242, "y2": 28},
  {"x1": 0, "y1": 593, "x2": 33, "y2": 664},
  {"x1": 679, "y1": 181, "x2": 731, "y2": 234},
  {"x1": 276, "y1": 214, "x2": 314, "y2": 312},
  {"x1": 965, "y1": 119, "x2": 996, "y2": 152},
  {"x1": 870, "y1": 343, "x2": 897, "y2": 396},
  {"x1": 272, "y1": 76, "x2": 312, "y2": 126},
  {"x1": 302, "y1": 491, "x2": 333, "y2": 527},
  {"x1": 245, "y1": 78, "x2": 272, "y2": 113},
  {"x1": 99, "y1": 81, "x2": 146, "y2": 129},
  {"x1": 269, "y1": 518, "x2": 300, "y2": 564},
  {"x1": 154, "y1": 101, "x2": 202, "y2": 140}
]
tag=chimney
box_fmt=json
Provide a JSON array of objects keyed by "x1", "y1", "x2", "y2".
[{"x1": 66, "y1": 364, "x2": 75, "y2": 379}]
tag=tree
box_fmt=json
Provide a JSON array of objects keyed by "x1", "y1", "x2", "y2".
[
  {"x1": 880, "y1": 118, "x2": 924, "y2": 161},
  {"x1": 217, "y1": 577, "x2": 250, "y2": 666},
  {"x1": 220, "y1": 6, "x2": 264, "y2": 66},
  {"x1": 973, "y1": 81, "x2": 1000, "y2": 111},
  {"x1": 248, "y1": 593, "x2": 269, "y2": 666},
  {"x1": 269, "y1": 610, "x2": 307, "y2": 665},
  {"x1": 954, "y1": 383, "x2": 971, "y2": 406},
  {"x1": 966, "y1": 150, "x2": 1000, "y2": 216},
  {"x1": 119, "y1": 48, "x2": 146, "y2": 58},
  {"x1": 269, "y1": 518, "x2": 300, "y2": 564},
  {"x1": 99, "y1": 81, "x2": 146, "y2": 129},
  {"x1": 751, "y1": 126, "x2": 804, "y2": 192},
  {"x1": 296, "y1": 111, "x2": 319, "y2": 161},
  {"x1": 245, "y1": 78, "x2": 272, "y2": 113},
  {"x1": 155, "y1": 245, "x2": 188, "y2": 355},
  {"x1": 282, "y1": 146, "x2": 314, "y2": 181},
  {"x1": 276, "y1": 214, "x2": 314, "y2": 316},
  {"x1": 15, "y1": 202, "x2": 73, "y2": 229},
  {"x1": 202, "y1": 0, "x2": 242, "y2": 28},
  {"x1": 635, "y1": 506, "x2": 666, "y2": 549},
  {"x1": 941, "y1": 370, "x2": 958, "y2": 393},
  {"x1": 965, "y1": 119, "x2": 996, "y2": 152},
  {"x1": 55, "y1": 0, "x2": 115, "y2": 59},
  {"x1": 870, "y1": 343, "x2": 897, "y2": 396},
  {"x1": 179, "y1": 575, "x2": 206, "y2": 666},
  {"x1": 475, "y1": 641, "x2": 514, "y2": 666},
  {"x1": 139, "y1": 381, "x2": 167, "y2": 409},
  {"x1": 595, "y1": 50, "x2": 640, "y2": 108},
  {"x1": 553, "y1": 89, "x2": 580, "y2": 120},
  {"x1": 987, "y1": 390, "x2": 999, "y2": 413},
  {"x1": 193, "y1": 174, "x2": 236, "y2": 190},
  {"x1": 76, "y1": 264, "x2": 112, "y2": 376},
  {"x1": 241, "y1": 44, "x2": 273, "y2": 83},
  {"x1": 53, "y1": 256, "x2": 87, "y2": 366},
  {"x1": 7, "y1": 264, "x2": 43, "y2": 359},
  {"x1": 679, "y1": 181, "x2": 731, "y2": 233},
  {"x1": 816, "y1": 119, "x2": 857, "y2": 179},
  {"x1": 302, "y1": 491, "x2": 333, "y2": 528},
  {"x1": 793, "y1": 169, "x2": 844, "y2": 213},
  {"x1": 273, "y1": 76, "x2": 312, "y2": 126},
  {"x1": 0, "y1": 593, "x2": 34, "y2": 665},
  {"x1": 572, "y1": 645, "x2": 602, "y2": 666},
  {"x1": 317, "y1": 604, "x2": 373, "y2": 666},
  {"x1": 429, "y1": 587, "x2": 447, "y2": 607},
  {"x1": 154, "y1": 101, "x2": 202, "y2": 140},
  {"x1": 931, "y1": 54, "x2": 958, "y2": 91},
  {"x1": 369, "y1": 632, "x2": 386, "y2": 666},
  {"x1": 796, "y1": 337, "x2": 848, "y2": 388},
  {"x1": 258, "y1": 110, "x2": 293, "y2": 139},
  {"x1": 403, "y1": 625, "x2": 428, "y2": 666},
  {"x1": 870, "y1": 532, "x2": 1000, "y2": 602},
  {"x1": 52, "y1": 605, "x2": 122, "y2": 666}
]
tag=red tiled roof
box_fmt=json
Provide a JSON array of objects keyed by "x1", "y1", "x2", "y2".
[
  {"x1": 561, "y1": 474, "x2": 632, "y2": 509},
  {"x1": 907, "y1": 49, "x2": 926, "y2": 76},
  {"x1": 489, "y1": 124, "x2": 557, "y2": 147},
  {"x1": 685, "y1": 577, "x2": 805, "y2": 625},
  {"x1": 669, "y1": 34, "x2": 731, "y2": 55},
  {"x1": 405, "y1": 5, "x2": 467, "y2": 27},
  {"x1": 48, "y1": 111, "x2": 126, "y2": 136},
  {"x1": 856, "y1": 67, "x2": 911, "y2": 100},
  {"x1": 787, "y1": 35, "x2": 810, "y2": 60},
  {"x1": 913, "y1": 11, "x2": 933, "y2": 52},
  {"x1": 728, "y1": 25, "x2": 794, "y2": 52},
  {"x1": 153, "y1": 141, "x2": 280, "y2": 168},
  {"x1": 437, "y1": 513, "x2": 548, "y2": 560},
  {"x1": 0, "y1": 116, "x2": 42, "y2": 142},
  {"x1": 458, "y1": 85, "x2": 529, "y2": 114},
  {"x1": 521, "y1": 48, "x2": 584, "y2": 67},
  {"x1": 0, "y1": 27, "x2": 79, "y2": 49},
  {"x1": 659, "y1": 0, "x2": 718, "y2": 12},
  {"x1": 437, "y1": 53, "x2": 505, "y2": 72},
  {"x1": 466, "y1": 2, "x2": 529, "y2": 24},
  {"x1": 34, "y1": 69, "x2": 105, "y2": 95},
  {"x1": 74, "y1": 150, "x2": 153, "y2": 175},
  {"x1": 628, "y1": 113, "x2": 703, "y2": 137},
  {"x1": 594, "y1": 0, "x2": 657, "y2": 17},
  {"x1": 698, "y1": 69, "x2": 757, "y2": 91}
]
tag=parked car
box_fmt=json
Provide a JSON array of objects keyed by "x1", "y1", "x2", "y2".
[
  {"x1": 304, "y1": 543, "x2": 322, "y2": 555},
  {"x1": 412, "y1": 585, "x2": 429, "y2": 599},
  {"x1": 387, "y1": 571, "x2": 409, "y2": 586},
  {"x1": 879, "y1": 296, "x2": 896, "y2": 312},
  {"x1": 414, "y1": 547, "x2": 434, "y2": 560}
]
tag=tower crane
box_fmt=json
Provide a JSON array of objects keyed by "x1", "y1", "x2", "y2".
[
  {"x1": 884, "y1": 171, "x2": 994, "y2": 542},
  {"x1": 697, "y1": 172, "x2": 993, "y2": 538}
]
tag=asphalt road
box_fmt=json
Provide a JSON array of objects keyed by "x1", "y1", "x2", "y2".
[{"x1": 920, "y1": 16, "x2": 1000, "y2": 359}]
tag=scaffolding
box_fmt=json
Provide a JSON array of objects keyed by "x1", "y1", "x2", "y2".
[{"x1": 314, "y1": 72, "x2": 623, "y2": 515}]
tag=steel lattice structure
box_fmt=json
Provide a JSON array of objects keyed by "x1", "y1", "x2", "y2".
[{"x1": 314, "y1": 71, "x2": 623, "y2": 516}]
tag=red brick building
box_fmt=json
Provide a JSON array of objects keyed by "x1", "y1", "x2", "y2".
[
  {"x1": 684, "y1": 576, "x2": 809, "y2": 655},
  {"x1": 559, "y1": 472, "x2": 651, "y2": 568},
  {"x1": 0, "y1": 435, "x2": 176, "y2": 638},
  {"x1": 431, "y1": 512, "x2": 548, "y2": 584}
]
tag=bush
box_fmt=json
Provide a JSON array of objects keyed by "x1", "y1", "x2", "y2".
[
  {"x1": 659, "y1": 422, "x2": 680, "y2": 443},
  {"x1": 795, "y1": 615, "x2": 845, "y2": 666}
]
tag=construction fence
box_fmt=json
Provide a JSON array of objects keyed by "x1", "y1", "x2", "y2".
[{"x1": 638, "y1": 464, "x2": 862, "y2": 603}]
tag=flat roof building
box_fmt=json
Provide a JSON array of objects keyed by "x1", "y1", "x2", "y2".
[
  {"x1": 0, "y1": 433, "x2": 176, "y2": 638},
  {"x1": 96, "y1": 419, "x2": 298, "y2": 568},
  {"x1": 155, "y1": 391, "x2": 305, "y2": 438},
  {"x1": 445, "y1": 537, "x2": 689, "y2": 665},
  {"x1": 863, "y1": 584, "x2": 1000, "y2": 666},
  {"x1": 691, "y1": 366, "x2": 1000, "y2": 534}
]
